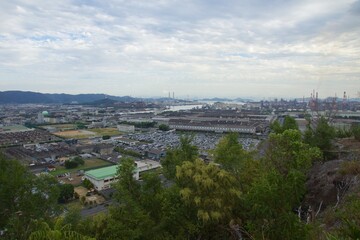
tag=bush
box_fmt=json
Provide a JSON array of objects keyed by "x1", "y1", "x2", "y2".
[
  {"x1": 102, "y1": 135, "x2": 111, "y2": 140},
  {"x1": 339, "y1": 160, "x2": 360, "y2": 175},
  {"x1": 352, "y1": 125, "x2": 360, "y2": 141},
  {"x1": 73, "y1": 156, "x2": 84, "y2": 165},
  {"x1": 158, "y1": 124, "x2": 170, "y2": 131},
  {"x1": 65, "y1": 160, "x2": 78, "y2": 169},
  {"x1": 83, "y1": 178, "x2": 94, "y2": 189},
  {"x1": 336, "y1": 127, "x2": 353, "y2": 138}
]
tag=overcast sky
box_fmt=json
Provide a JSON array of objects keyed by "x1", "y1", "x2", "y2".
[{"x1": 0, "y1": 0, "x2": 359, "y2": 99}]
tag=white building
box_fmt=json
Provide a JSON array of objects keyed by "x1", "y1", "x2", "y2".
[
  {"x1": 84, "y1": 160, "x2": 161, "y2": 191},
  {"x1": 117, "y1": 124, "x2": 135, "y2": 133}
]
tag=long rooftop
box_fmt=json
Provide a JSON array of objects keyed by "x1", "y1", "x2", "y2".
[{"x1": 85, "y1": 165, "x2": 118, "y2": 180}]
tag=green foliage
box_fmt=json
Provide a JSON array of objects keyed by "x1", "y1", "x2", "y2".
[
  {"x1": 114, "y1": 146, "x2": 142, "y2": 158},
  {"x1": 103, "y1": 158, "x2": 154, "y2": 240},
  {"x1": 266, "y1": 129, "x2": 322, "y2": 175},
  {"x1": 336, "y1": 127, "x2": 353, "y2": 138},
  {"x1": 243, "y1": 169, "x2": 308, "y2": 240},
  {"x1": 82, "y1": 178, "x2": 94, "y2": 189},
  {"x1": 241, "y1": 130, "x2": 322, "y2": 239},
  {"x1": 339, "y1": 160, "x2": 360, "y2": 175},
  {"x1": 158, "y1": 124, "x2": 170, "y2": 131},
  {"x1": 283, "y1": 116, "x2": 299, "y2": 131},
  {"x1": 352, "y1": 124, "x2": 360, "y2": 141},
  {"x1": 58, "y1": 184, "x2": 74, "y2": 203},
  {"x1": 304, "y1": 117, "x2": 336, "y2": 160},
  {"x1": 319, "y1": 194, "x2": 360, "y2": 240},
  {"x1": 76, "y1": 122, "x2": 87, "y2": 129},
  {"x1": 63, "y1": 206, "x2": 82, "y2": 230},
  {"x1": 270, "y1": 116, "x2": 299, "y2": 134},
  {"x1": 176, "y1": 159, "x2": 241, "y2": 223},
  {"x1": 161, "y1": 135, "x2": 198, "y2": 180},
  {"x1": 65, "y1": 157, "x2": 84, "y2": 169},
  {"x1": 102, "y1": 135, "x2": 111, "y2": 140},
  {"x1": 213, "y1": 132, "x2": 252, "y2": 172},
  {"x1": 0, "y1": 154, "x2": 60, "y2": 239},
  {"x1": 29, "y1": 218, "x2": 94, "y2": 240},
  {"x1": 270, "y1": 120, "x2": 282, "y2": 134}
]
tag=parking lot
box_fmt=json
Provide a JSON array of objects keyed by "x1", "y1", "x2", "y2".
[{"x1": 120, "y1": 131, "x2": 260, "y2": 156}]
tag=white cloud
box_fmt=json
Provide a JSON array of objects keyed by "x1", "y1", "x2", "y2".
[{"x1": 0, "y1": 0, "x2": 359, "y2": 98}]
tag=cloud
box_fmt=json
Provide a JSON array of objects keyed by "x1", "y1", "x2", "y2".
[{"x1": 0, "y1": 0, "x2": 359, "y2": 98}]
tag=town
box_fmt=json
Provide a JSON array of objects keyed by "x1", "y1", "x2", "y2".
[
  {"x1": 1, "y1": 93, "x2": 360, "y2": 216},
  {"x1": 1, "y1": 91, "x2": 360, "y2": 239}
]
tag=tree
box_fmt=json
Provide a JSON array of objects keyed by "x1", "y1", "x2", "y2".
[
  {"x1": 65, "y1": 160, "x2": 78, "y2": 169},
  {"x1": 177, "y1": 159, "x2": 240, "y2": 223},
  {"x1": 283, "y1": 116, "x2": 299, "y2": 132},
  {"x1": 104, "y1": 158, "x2": 155, "y2": 240},
  {"x1": 76, "y1": 122, "x2": 87, "y2": 129},
  {"x1": 176, "y1": 159, "x2": 241, "y2": 239},
  {"x1": 213, "y1": 132, "x2": 252, "y2": 172},
  {"x1": 82, "y1": 178, "x2": 93, "y2": 189},
  {"x1": 73, "y1": 157, "x2": 84, "y2": 166},
  {"x1": 161, "y1": 135, "x2": 198, "y2": 180},
  {"x1": 243, "y1": 169, "x2": 309, "y2": 240},
  {"x1": 270, "y1": 116, "x2": 299, "y2": 134},
  {"x1": 0, "y1": 154, "x2": 60, "y2": 239},
  {"x1": 102, "y1": 135, "x2": 111, "y2": 140},
  {"x1": 241, "y1": 130, "x2": 322, "y2": 239},
  {"x1": 58, "y1": 184, "x2": 74, "y2": 203},
  {"x1": 65, "y1": 157, "x2": 84, "y2": 169},
  {"x1": 352, "y1": 125, "x2": 360, "y2": 141},
  {"x1": 158, "y1": 124, "x2": 170, "y2": 131},
  {"x1": 29, "y1": 218, "x2": 94, "y2": 240},
  {"x1": 304, "y1": 116, "x2": 336, "y2": 160},
  {"x1": 266, "y1": 129, "x2": 322, "y2": 175}
]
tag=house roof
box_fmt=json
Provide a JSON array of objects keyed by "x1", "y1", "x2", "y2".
[{"x1": 85, "y1": 165, "x2": 118, "y2": 180}]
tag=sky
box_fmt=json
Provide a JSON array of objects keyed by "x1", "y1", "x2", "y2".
[{"x1": 0, "y1": 0, "x2": 359, "y2": 99}]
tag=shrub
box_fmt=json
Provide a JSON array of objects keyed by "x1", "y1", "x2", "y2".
[{"x1": 339, "y1": 160, "x2": 360, "y2": 175}]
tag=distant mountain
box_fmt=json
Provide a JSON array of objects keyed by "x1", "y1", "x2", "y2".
[
  {"x1": 199, "y1": 97, "x2": 253, "y2": 102},
  {"x1": 199, "y1": 97, "x2": 233, "y2": 102},
  {"x1": 233, "y1": 98, "x2": 253, "y2": 102},
  {"x1": 0, "y1": 91, "x2": 138, "y2": 104}
]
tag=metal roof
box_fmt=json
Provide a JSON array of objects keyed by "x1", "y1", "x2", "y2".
[{"x1": 85, "y1": 165, "x2": 118, "y2": 180}]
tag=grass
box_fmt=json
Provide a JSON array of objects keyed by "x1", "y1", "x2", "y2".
[
  {"x1": 88, "y1": 128, "x2": 121, "y2": 136},
  {"x1": 64, "y1": 200, "x2": 83, "y2": 210},
  {"x1": 50, "y1": 158, "x2": 114, "y2": 176}
]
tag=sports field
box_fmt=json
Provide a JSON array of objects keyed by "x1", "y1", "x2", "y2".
[
  {"x1": 53, "y1": 130, "x2": 96, "y2": 139},
  {"x1": 88, "y1": 128, "x2": 121, "y2": 136}
]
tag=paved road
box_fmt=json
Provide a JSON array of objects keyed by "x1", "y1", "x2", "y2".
[{"x1": 80, "y1": 200, "x2": 112, "y2": 218}]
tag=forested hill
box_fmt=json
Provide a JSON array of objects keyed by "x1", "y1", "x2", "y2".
[{"x1": 0, "y1": 91, "x2": 137, "y2": 104}]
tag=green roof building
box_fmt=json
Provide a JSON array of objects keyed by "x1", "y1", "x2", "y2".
[
  {"x1": 85, "y1": 165, "x2": 118, "y2": 181},
  {"x1": 84, "y1": 160, "x2": 161, "y2": 191}
]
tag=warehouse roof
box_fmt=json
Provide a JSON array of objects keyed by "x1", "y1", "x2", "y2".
[{"x1": 85, "y1": 165, "x2": 118, "y2": 180}]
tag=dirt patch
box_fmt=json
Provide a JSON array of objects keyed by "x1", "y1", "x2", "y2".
[
  {"x1": 53, "y1": 130, "x2": 96, "y2": 139},
  {"x1": 74, "y1": 186, "x2": 106, "y2": 204},
  {"x1": 75, "y1": 186, "x2": 89, "y2": 197}
]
